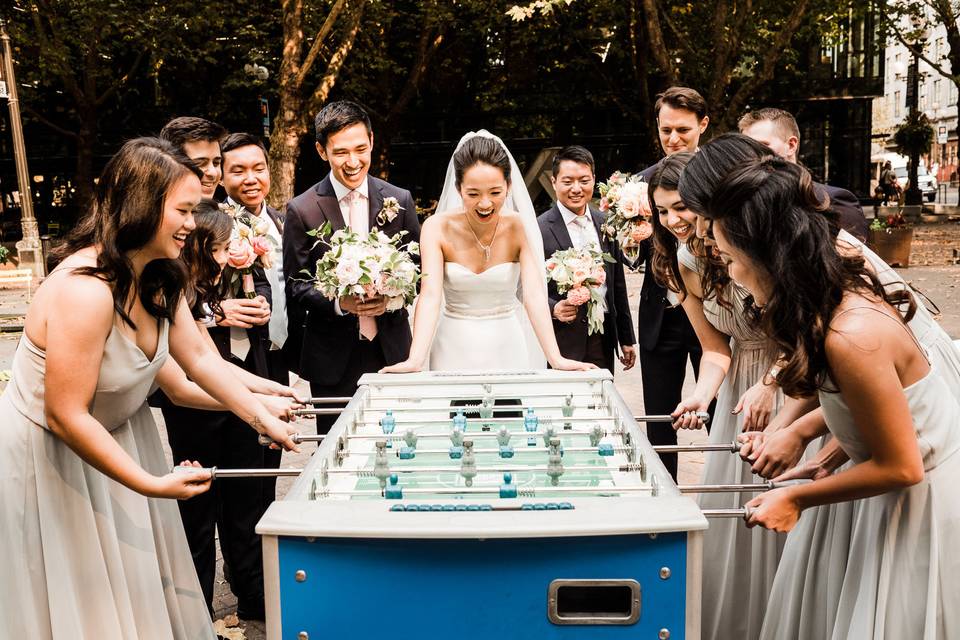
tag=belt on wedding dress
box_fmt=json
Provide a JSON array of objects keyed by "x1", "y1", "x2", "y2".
[{"x1": 442, "y1": 303, "x2": 519, "y2": 320}]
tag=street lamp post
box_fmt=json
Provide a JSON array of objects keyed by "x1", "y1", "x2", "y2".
[
  {"x1": 0, "y1": 18, "x2": 45, "y2": 277},
  {"x1": 904, "y1": 50, "x2": 923, "y2": 206}
]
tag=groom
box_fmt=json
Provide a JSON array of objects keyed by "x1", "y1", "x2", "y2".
[
  {"x1": 283, "y1": 101, "x2": 421, "y2": 433},
  {"x1": 539, "y1": 146, "x2": 636, "y2": 373}
]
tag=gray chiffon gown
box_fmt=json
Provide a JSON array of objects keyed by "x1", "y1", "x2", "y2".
[
  {"x1": 0, "y1": 319, "x2": 216, "y2": 639},
  {"x1": 760, "y1": 230, "x2": 960, "y2": 639},
  {"x1": 677, "y1": 245, "x2": 786, "y2": 640}
]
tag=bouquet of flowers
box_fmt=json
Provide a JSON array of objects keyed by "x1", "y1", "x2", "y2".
[
  {"x1": 545, "y1": 246, "x2": 613, "y2": 335},
  {"x1": 220, "y1": 202, "x2": 278, "y2": 299},
  {"x1": 597, "y1": 171, "x2": 654, "y2": 262},
  {"x1": 310, "y1": 222, "x2": 420, "y2": 312}
]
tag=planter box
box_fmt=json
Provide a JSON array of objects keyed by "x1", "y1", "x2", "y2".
[{"x1": 867, "y1": 227, "x2": 914, "y2": 268}]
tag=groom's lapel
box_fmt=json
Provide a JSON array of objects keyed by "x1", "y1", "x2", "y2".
[
  {"x1": 368, "y1": 177, "x2": 386, "y2": 231},
  {"x1": 545, "y1": 205, "x2": 573, "y2": 251},
  {"x1": 315, "y1": 175, "x2": 346, "y2": 232},
  {"x1": 589, "y1": 206, "x2": 611, "y2": 252}
]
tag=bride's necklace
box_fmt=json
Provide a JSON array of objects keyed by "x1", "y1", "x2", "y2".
[{"x1": 464, "y1": 211, "x2": 500, "y2": 264}]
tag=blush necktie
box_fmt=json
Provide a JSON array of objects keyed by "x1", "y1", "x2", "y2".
[{"x1": 349, "y1": 190, "x2": 378, "y2": 341}]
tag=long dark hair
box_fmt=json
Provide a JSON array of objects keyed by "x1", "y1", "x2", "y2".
[
  {"x1": 648, "y1": 152, "x2": 730, "y2": 306},
  {"x1": 692, "y1": 156, "x2": 914, "y2": 397},
  {"x1": 57, "y1": 137, "x2": 202, "y2": 328},
  {"x1": 179, "y1": 199, "x2": 234, "y2": 322}
]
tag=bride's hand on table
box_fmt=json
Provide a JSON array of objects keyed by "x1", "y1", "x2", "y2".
[
  {"x1": 550, "y1": 357, "x2": 597, "y2": 371},
  {"x1": 380, "y1": 359, "x2": 424, "y2": 374}
]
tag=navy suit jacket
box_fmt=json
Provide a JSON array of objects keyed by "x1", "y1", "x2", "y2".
[
  {"x1": 538, "y1": 204, "x2": 636, "y2": 362},
  {"x1": 282, "y1": 175, "x2": 420, "y2": 384}
]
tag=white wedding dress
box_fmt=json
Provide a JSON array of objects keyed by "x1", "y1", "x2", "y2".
[
  {"x1": 429, "y1": 262, "x2": 534, "y2": 371},
  {"x1": 428, "y1": 130, "x2": 547, "y2": 371}
]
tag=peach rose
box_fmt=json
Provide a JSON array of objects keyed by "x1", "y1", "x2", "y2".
[
  {"x1": 592, "y1": 268, "x2": 606, "y2": 285},
  {"x1": 629, "y1": 220, "x2": 653, "y2": 243},
  {"x1": 227, "y1": 239, "x2": 256, "y2": 270},
  {"x1": 566, "y1": 286, "x2": 591, "y2": 306}
]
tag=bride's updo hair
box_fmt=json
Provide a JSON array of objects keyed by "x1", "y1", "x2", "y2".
[{"x1": 453, "y1": 136, "x2": 512, "y2": 189}]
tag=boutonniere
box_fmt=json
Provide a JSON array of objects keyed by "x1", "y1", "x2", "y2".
[{"x1": 376, "y1": 197, "x2": 403, "y2": 226}]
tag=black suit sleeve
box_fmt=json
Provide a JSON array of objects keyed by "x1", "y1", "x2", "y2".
[
  {"x1": 825, "y1": 185, "x2": 869, "y2": 241},
  {"x1": 611, "y1": 250, "x2": 636, "y2": 346},
  {"x1": 282, "y1": 198, "x2": 337, "y2": 317}
]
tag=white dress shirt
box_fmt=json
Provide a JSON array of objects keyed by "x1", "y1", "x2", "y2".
[
  {"x1": 330, "y1": 175, "x2": 370, "y2": 316},
  {"x1": 227, "y1": 197, "x2": 287, "y2": 348},
  {"x1": 557, "y1": 202, "x2": 606, "y2": 300}
]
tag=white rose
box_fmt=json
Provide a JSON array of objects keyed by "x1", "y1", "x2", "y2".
[
  {"x1": 385, "y1": 296, "x2": 405, "y2": 311},
  {"x1": 335, "y1": 259, "x2": 362, "y2": 285}
]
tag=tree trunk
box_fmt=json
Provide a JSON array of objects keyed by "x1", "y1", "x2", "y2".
[{"x1": 268, "y1": 102, "x2": 309, "y2": 207}]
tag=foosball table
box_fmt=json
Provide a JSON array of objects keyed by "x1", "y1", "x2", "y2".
[{"x1": 248, "y1": 369, "x2": 759, "y2": 640}]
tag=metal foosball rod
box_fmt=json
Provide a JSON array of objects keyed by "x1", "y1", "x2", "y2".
[
  {"x1": 327, "y1": 414, "x2": 618, "y2": 424},
  {"x1": 293, "y1": 408, "x2": 345, "y2": 416},
  {"x1": 324, "y1": 464, "x2": 647, "y2": 476},
  {"x1": 679, "y1": 480, "x2": 809, "y2": 494},
  {"x1": 306, "y1": 397, "x2": 352, "y2": 404},
  {"x1": 173, "y1": 466, "x2": 302, "y2": 479},
  {"x1": 702, "y1": 507, "x2": 755, "y2": 519},
  {"x1": 315, "y1": 391, "x2": 603, "y2": 403},
  {"x1": 652, "y1": 442, "x2": 739, "y2": 453},
  {"x1": 257, "y1": 434, "x2": 740, "y2": 455}
]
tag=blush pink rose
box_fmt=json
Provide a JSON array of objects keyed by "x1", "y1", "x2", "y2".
[
  {"x1": 566, "y1": 286, "x2": 591, "y2": 306},
  {"x1": 251, "y1": 236, "x2": 271, "y2": 257},
  {"x1": 592, "y1": 268, "x2": 606, "y2": 285},
  {"x1": 227, "y1": 239, "x2": 256, "y2": 270}
]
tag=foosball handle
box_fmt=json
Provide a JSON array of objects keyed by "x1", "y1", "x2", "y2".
[
  {"x1": 258, "y1": 433, "x2": 303, "y2": 446},
  {"x1": 743, "y1": 505, "x2": 755, "y2": 522},
  {"x1": 173, "y1": 465, "x2": 217, "y2": 480},
  {"x1": 695, "y1": 411, "x2": 711, "y2": 424}
]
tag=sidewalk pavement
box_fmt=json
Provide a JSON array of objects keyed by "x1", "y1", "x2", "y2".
[{"x1": 1, "y1": 264, "x2": 959, "y2": 639}]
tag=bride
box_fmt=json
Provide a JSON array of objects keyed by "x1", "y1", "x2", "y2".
[{"x1": 382, "y1": 131, "x2": 594, "y2": 373}]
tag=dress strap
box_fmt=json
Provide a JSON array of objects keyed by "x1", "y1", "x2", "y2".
[{"x1": 832, "y1": 306, "x2": 929, "y2": 365}]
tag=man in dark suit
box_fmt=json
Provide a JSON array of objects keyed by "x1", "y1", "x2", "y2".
[
  {"x1": 636, "y1": 87, "x2": 711, "y2": 480},
  {"x1": 739, "y1": 107, "x2": 869, "y2": 240},
  {"x1": 220, "y1": 132, "x2": 289, "y2": 510},
  {"x1": 284, "y1": 101, "x2": 420, "y2": 433},
  {"x1": 539, "y1": 145, "x2": 636, "y2": 373}
]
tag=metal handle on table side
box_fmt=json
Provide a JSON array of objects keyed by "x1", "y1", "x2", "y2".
[
  {"x1": 634, "y1": 411, "x2": 710, "y2": 425},
  {"x1": 651, "y1": 441, "x2": 738, "y2": 453},
  {"x1": 257, "y1": 433, "x2": 328, "y2": 446},
  {"x1": 172, "y1": 465, "x2": 302, "y2": 479},
  {"x1": 307, "y1": 397, "x2": 352, "y2": 405},
  {"x1": 678, "y1": 479, "x2": 810, "y2": 494},
  {"x1": 293, "y1": 408, "x2": 345, "y2": 416},
  {"x1": 702, "y1": 506, "x2": 755, "y2": 520}
]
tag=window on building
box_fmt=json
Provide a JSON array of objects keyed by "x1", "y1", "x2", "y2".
[
  {"x1": 951, "y1": 83, "x2": 959, "y2": 106},
  {"x1": 895, "y1": 90, "x2": 902, "y2": 117}
]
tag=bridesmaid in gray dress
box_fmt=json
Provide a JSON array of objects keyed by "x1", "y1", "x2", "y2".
[
  {"x1": 0, "y1": 138, "x2": 298, "y2": 639},
  {"x1": 696, "y1": 156, "x2": 960, "y2": 639},
  {"x1": 648, "y1": 153, "x2": 785, "y2": 640}
]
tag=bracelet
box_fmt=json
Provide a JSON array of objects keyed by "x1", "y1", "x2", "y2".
[{"x1": 763, "y1": 365, "x2": 781, "y2": 386}]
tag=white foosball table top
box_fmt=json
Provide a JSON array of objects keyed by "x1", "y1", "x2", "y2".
[{"x1": 257, "y1": 369, "x2": 708, "y2": 539}]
